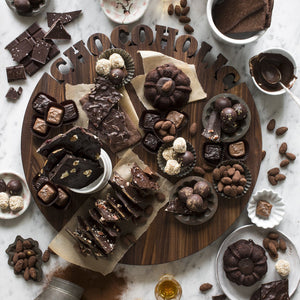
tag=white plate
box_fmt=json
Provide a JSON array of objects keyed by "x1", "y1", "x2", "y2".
[
  {"x1": 0, "y1": 171, "x2": 31, "y2": 219},
  {"x1": 100, "y1": 0, "x2": 149, "y2": 24},
  {"x1": 216, "y1": 224, "x2": 300, "y2": 300}
]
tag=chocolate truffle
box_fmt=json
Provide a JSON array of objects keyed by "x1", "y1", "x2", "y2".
[
  {"x1": 0, "y1": 179, "x2": 6, "y2": 192},
  {"x1": 109, "y1": 68, "x2": 125, "y2": 85},
  {"x1": 232, "y1": 103, "x2": 248, "y2": 120},
  {"x1": 95, "y1": 58, "x2": 111, "y2": 76},
  {"x1": 228, "y1": 141, "x2": 245, "y2": 158},
  {"x1": 14, "y1": 0, "x2": 32, "y2": 13},
  {"x1": 46, "y1": 106, "x2": 64, "y2": 125},
  {"x1": 214, "y1": 97, "x2": 231, "y2": 112},
  {"x1": 256, "y1": 200, "x2": 272, "y2": 219},
  {"x1": 164, "y1": 159, "x2": 181, "y2": 176},
  {"x1": 193, "y1": 181, "x2": 211, "y2": 198},
  {"x1": 162, "y1": 147, "x2": 176, "y2": 161},
  {"x1": 109, "y1": 53, "x2": 125, "y2": 69},
  {"x1": 178, "y1": 151, "x2": 194, "y2": 167},
  {"x1": 221, "y1": 121, "x2": 238, "y2": 134},
  {"x1": 37, "y1": 184, "x2": 57, "y2": 204},
  {"x1": 186, "y1": 194, "x2": 205, "y2": 213},
  {"x1": 0, "y1": 192, "x2": 9, "y2": 209},
  {"x1": 204, "y1": 144, "x2": 222, "y2": 162},
  {"x1": 178, "y1": 186, "x2": 194, "y2": 202},
  {"x1": 7, "y1": 179, "x2": 22, "y2": 195},
  {"x1": 9, "y1": 196, "x2": 24, "y2": 212},
  {"x1": 173, "y1": 137, "x2": 187, "y2": 154},
  {"x1": 220, "y1": 107, "x2": 237, "y2": 124},
  {"x1": 33, "y1": 117, "x2": 48, "y2": 135}
]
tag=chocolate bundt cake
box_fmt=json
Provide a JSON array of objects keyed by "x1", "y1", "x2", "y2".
[
  {"x1": 144, "y1": 64, "x2": 192, "y2": 111},
  {"x1": 223, "y1": 239, "x2": 268, "y2": 286}
]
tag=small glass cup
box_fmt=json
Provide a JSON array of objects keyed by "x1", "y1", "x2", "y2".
[{"x1": 155, "y1": 274, "x2": 182, "y2": 300}]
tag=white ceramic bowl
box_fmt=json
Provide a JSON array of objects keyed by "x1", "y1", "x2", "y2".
[
  {"x1": 249, "y1": 48, "x2": 297, "y2": 96},
  {"x1": 247, "y1": 189, "x2": 285, "y2": 229},
  {"x1": 100, "y1": 0, "x2": 149, "y2": 24},
  {"x1": 69, "y1": 150, "x2": 112, "y2": 194},
  {"x1": 206, "y1": 0, "x2": 267, "y2": 46}
]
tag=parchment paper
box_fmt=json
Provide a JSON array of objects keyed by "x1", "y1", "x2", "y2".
[
  {"x1": 49, "y1": 149, "x2": 173, "y2": 275},
  {"x1": 131, "y1": 50, "x2": 207, "y2": 110}
]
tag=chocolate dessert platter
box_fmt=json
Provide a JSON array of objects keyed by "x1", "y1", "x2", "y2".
[{"x1": 1, "y1": 0, "x2": 297, "y2": 299}]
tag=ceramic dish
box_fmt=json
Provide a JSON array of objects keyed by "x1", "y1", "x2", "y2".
[
  {"x1": 248, "y1": 190, "x2": 285, "y2": 229},
  {"x1": 5, "y1": 0, "x2": 49, "y2": 16},
  {"x1": 0, "y1": 171, "x2": 31, "y2": 219},
  {"x1": 206, "y1": 0, "x2": 267, "y2": 46},
  {"x1": 216, "y1": 225, "x2": 300, "y2": 300},
  {"x1": 249, "y1": 48, "x2": 297, "y2": 96},
  {"x1": 69, "y1": 150, "x2": 112, "y2": 194},
  {"x1": 202, "y1": 93, "x2": 251, "y2": 143},
  {"x1": 170, "y1": 176, "x2": 218, "y2": 226},
  {"x1": 100, "y1": 0, "x2": 149, "y2": 24}
]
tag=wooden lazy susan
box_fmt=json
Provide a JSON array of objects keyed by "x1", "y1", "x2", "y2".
[{"x1": 21, "y1": 24, "x2": 262, "y2": 265}]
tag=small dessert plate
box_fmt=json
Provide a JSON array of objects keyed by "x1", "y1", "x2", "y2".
[
  {"x1": 100, "y1": 0, "x2": 149, "y2": 24},
  {"x1": 0, "y1": 171, "x2": 31, "y2": 220},
  {"x1": 248, "y1": 190, "x2": 285, "y2": 229}
]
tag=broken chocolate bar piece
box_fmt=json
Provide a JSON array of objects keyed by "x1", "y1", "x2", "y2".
[
  {"x1": 31, "y1": 39, "x2": 51, "y2": 64},
  {"x1": 49, "y1": 154, "x2": 103, "y2": 189},
  {"x1": 202, "y1": 110, "x2": 221, "y2": 142},
  {"x1": 5, "y1": 87, "x2": 22, "y2": 100},
  {"x1": 95, "y1": 199, "x2": 121, "y2": 222},
  {"x1": 32, "y1": 93, "x2": 56, "y2": 115},
  {"x1": 106, "y1": 194, "x2": 131, "y2": 220},
  {"x1": 37, "y1": 126, "x2": 102, "y2": 161},
  {"x1": 41, "y1": 148, "x2": 67, "y2": 175},
  {"x1": 6, "y1": 65, "x2": 26, "y2": 82},
  {"x1": 44, "y1": 20, "x2": 71, "y2": 40},
  {"x1": 10, "y1": 38, "x2": 34, "y2": 63},
  {"x1": 47, "y1": 10, "x2": 82, "y2": 27}
]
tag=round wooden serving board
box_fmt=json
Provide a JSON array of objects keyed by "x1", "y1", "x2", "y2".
[{"x1": 21, "y1": 24, "x2": 262, "y2": 265}]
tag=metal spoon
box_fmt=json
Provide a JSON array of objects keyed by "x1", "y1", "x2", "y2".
[{"x1": 261, "y1": 60, "x2": 300, "y2": 107}]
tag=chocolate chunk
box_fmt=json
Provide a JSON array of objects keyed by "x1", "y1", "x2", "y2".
[
  {"x1": 47, "y1": 10, "x2": 82, "y2": 27},
  {"x1": 48, "y1": 154, "x2": 104, "y2": 189},
  {"x1": 6, "y1": 65, "x2": 26, "y2": 82},
  {"x1": 228, "y1": 141, "x2": 246, "y2": 158},
  {"x1": 37, "y1": 183, "x2": 58, "y2": 204},
  {"x1": 32, "y1": 93, "x2": 56, "y2": 115},
  {"x1": 143, "y1": 132, "x2": 160, "y2": 152},
  {"x1": 94, "y1": 199, "x2": 121, "y2": 222},
  {"x1": 5, "y1": 87, "x2": 22, "y2": 100},
  {"x1": 44, "y1": 20, "x2": 71, "y2": 40},
  {"x1": 32, "y1": 117, "x2": 49, "y2": 135},
  {"x1": 31, "y1": 39, "x2": 51, "y2": 65},
  {"x1": 45, "y1": 104, "x2": 65, "y2": 126},
  {"x1": 37, "y1": 126, "x2": 102, "y2": 161},
  {"x1": 61, "y1": 100, "x2": 79, "y2": 124},
  {"x1": 204, "y1": 144, "x2": 222, "y2": 163},
  {"x1": 202, "y1": 110, "x2": 221, "y2": 142}
]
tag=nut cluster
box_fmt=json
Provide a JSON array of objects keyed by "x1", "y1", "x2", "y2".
[
  {"x1": 155, "y1": 120, "x2": 176, "y2": 143},
  {"x1": 262, "y1": 231, "x2": 287, "y2": 260},
  {"x1": 213, "y1": 163, "x2": 248, "y2": 197}
]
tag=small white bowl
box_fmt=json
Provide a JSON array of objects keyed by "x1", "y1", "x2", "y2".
[
  {"x1": 206, "y1": 0, "x2": 267, "y2": 46},
  {"x1": 249, "y1": 48, "x2": 297, "y2": 96},
  {"x1": 100, "y1": 0, "x2": 149, "y2": 24},
  {"x1": 247, "y1": 190, "x2": 285, "y2": 229},
  {"x1": 69, "y1": 150, "x2": 112, "y2": 194}
]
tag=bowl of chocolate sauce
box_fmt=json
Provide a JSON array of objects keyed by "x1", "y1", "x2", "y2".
[{"x1": 249, "y1": 48, "x2": 297, "y2": 96}]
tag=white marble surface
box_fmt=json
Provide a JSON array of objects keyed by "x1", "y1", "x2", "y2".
[{"x1": 0, "y1": 0, "x2": 300, "y2": 299}]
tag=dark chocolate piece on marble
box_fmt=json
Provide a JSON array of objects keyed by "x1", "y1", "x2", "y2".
[
  {"x1": 202, "y1": 110, "x2": 221, "y2": 142},
  {"x1": 95, "y1": 199, "x2": 121, "y2": 222},
  {"x1": 61, "y1": 100, "x2": 79, "y2": 124},
  {"x1": 47, "y1": 10, "x2": 82, "y2": 27},
  {"x1": 6, "y1": 65, "x2": 26, "y2": 82},
  {"x1": 10, "y1": 38, "x2": 34, "y2": 63},
  {"x1": 32, "y1": 93, "x2": 56, "y2": 115},
  {"x1": 31, "y1": 39, "x2": 51, "y2": 64},
  {"x1": 48, "y1": 154, "x2": 103, "y2": 189},
  {"x1": 44, "y1": 19, "x2": 71, "y2": 40},
  {"x1": 41, "y1": 148, "x2": 67, "y2": 176},
  {"x1": 5, "y1": 87, "x2": 22, "y2": 100},
  {"x1": 37, "y1": 126, "x2": 102, "y2": 161},
  {"x1": 106, "y1": 194, "x2": 132, "y2": 220}
]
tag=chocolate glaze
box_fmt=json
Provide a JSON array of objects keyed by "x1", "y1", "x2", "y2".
[{"x1": 250, "y1": 53, "x2": 296, "y2": 92}]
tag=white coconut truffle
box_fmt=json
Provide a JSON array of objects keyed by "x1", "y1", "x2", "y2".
[
  {"x1": 9, "y1": 196, "x2": 24, "y2": 212},
  {"x1": 0, "y1": 192, "x2": 9, "y2": 209},
  {"x1": 173, "y1": 137, "x2": 187, "y2": 154},
  {"x1": 162, "y1": 147, "x2": 176, "y2": 161},
  {"x1": 164, "y1": 159, "x2": 181, "y2": 175},
  {"x1": 95, "y1": 58, "x2": 111, "y2": 76},
  {"x1": 275, "y1": 259, "x2": 290, "y2": 277},
  {"x1": 109, "y1": 53, "x2": 125, "y2": 69}
]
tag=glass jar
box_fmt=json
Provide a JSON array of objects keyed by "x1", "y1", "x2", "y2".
[{"x1": 155, "y1": 274, "x2": 182, "y2": 300}]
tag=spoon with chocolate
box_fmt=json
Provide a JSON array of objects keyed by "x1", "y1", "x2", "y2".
[{"x1": 261, "y1": 59, "x2": 300, "y2": 106}]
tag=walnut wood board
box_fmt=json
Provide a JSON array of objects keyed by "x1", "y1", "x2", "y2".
[{"x1": 21, "y1": 24, "x2": 262, "y2": 265}]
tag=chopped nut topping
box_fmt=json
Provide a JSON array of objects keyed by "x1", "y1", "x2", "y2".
[
  {"x1": 83, "y1": 169, "x2": 92, "y2": 177},
  {"x1": 73, "y1": 160, "x2": 80, "y2": 166},
  {"x1": 70, "y1": 134, "x2": 78, "y2": 142},
  {"x1": 95, "y1": 153, "x2": 100, "y2": 160},
  {"x1": 70, "y1": 168, "x2": 76, "y2": 173},
  {"x1": 60, "y1": 171, "x2": 69, "y2": 179}
]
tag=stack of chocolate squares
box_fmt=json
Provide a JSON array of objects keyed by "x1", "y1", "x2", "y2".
[
  {"x1": 213, "y1": 0, "x2": 274, "y2": 35},
  {"x1": 66, "y1": 163, "x2": 160, "y2": 258}
]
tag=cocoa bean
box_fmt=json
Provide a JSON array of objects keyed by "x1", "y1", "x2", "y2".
[
  {"x1": 268, "y1": 175, "x2": 277, "y2": 186},
  {"x1": 280, "y1": 159, "x2": 289, "y2": 167},
  {"x1": 193, "y1": 166, "x2": 205, "y2": 176},
  {"x1": 276, "y1": 126, "x2": 288, "y2": 136},
  {"x1": 179, "y1": 16, "x2": 191, "y2": 23},
  {"x1": 184, "y1": 24, "x2": 194, "y2": 34},
  {"x1": 189, "y1": 122, "x2": 197, "y2": 136},
  {"x1": 267, "y1": 119, "x2": 276, "y2": 131},
  {"x1": 167, "y1": 4, "x2": 174, "y2": 15},
  {"x1": 285, "y1": 152, "x2": 296, "y2": 161},
  {"x1": 279, "y1": 142, "x2": 287, "y2": 154},
  {"x1": 268, "y1": 168, "x2": 280, "y2": 176},
  {"x1": 42, "y1": 250, "x2": 50, "y2": 263},
  {"x1": 200, "y1": 283, "x2": 213, "y2": 292}
]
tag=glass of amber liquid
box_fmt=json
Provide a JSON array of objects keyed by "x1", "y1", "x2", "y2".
[{"x1": 155, "y1": 274, "x2": 182, "y2": 300}]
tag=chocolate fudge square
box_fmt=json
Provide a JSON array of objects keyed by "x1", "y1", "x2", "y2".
[
  {"x1": 256, "y1": 200, "x2": 272, "y2": 219},
  {"x1": 49, "y1": 154, "x2": 103, "y2": 189},
  {"x1": 204, "y1": 144, "x2": 222, "y2": 162},
  {"x1": 37, "y1": 183, "x2": 58, "y2": 204},
  {"x1": 33, "y1": 117, "x2": 48, "y2": 135}
]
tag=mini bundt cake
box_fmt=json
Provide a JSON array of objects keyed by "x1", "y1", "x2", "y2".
[
  {"x1": 223, "y1": 239, "x2": 268, "y2": 286},
  {"x1": 144, "y1": 64, "x2": 192, "y2": 111}
]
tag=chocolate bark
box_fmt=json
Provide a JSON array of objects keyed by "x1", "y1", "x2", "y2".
[
  {"x1": 202, "y1": 110, "x2": 221, "y2": 142},
  {"x1": 106, "y1": 194, "x2": 132, "y2": 220},
  {"x1": 44, "y1": 20, "x2": 71, "y2": 40},
  {"x1": 47, "y1": 10, "x2": 82, "y2": 27},
  {"x1": 94, "y1": 199, "x2": 121, "y2": 222}
]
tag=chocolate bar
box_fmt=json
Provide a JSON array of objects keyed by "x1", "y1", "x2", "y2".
[
  {"x1": 44, "y1": 20, "x2": 71, "y2": 40},
  {"x1": 49, "y1": 154, "x2": 103, "y2": 189},
  {"x1": 47, "y1": 10, "x2": 82, "y2": 27},
  {"x1": 37, "y1": 126, "x2": 102, "y2": 161},
  {"x1": 6, "y1": 65, "x2": 26, "y2": 82},
  {"x1": 94, "y1": 199, "x2": 121, "y2": 222},
  {"x1": 31, "y1": 39, "x2": 51, "y2": 64},
  {"x1": 202, "y1": 110, "x2": 221, "y2": 142},
  {"x1": 5, "y1": 23, "x2": 60, "y2": 76}
]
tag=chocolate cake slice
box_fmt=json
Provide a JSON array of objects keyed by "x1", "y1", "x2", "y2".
[
  {"x1": 37, "y1": 126, "x2": 101, "y2": 161},
  {"x1": 250, "y1": 279, "x2": 289, "y2": 300},
  {"x1": 94, "y1": 199, "x2": 121, "y2": 222},
  {"x1": 49, "y1": 154, "x2": 103, "y2": 189}
]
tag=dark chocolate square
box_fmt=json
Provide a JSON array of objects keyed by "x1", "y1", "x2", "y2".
[
  {"x1": 204, "y1": 144, "x2": 222, "y2": 162},
  {"x1": 31, "y1": 39, "x2": 51, "y2": 65},
  {"x1": 11, "y1": 39, "x2": 33, "y2": 63},
  {"x1": 6, "y1": 65, "x2": 26, "y2": 82}
]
